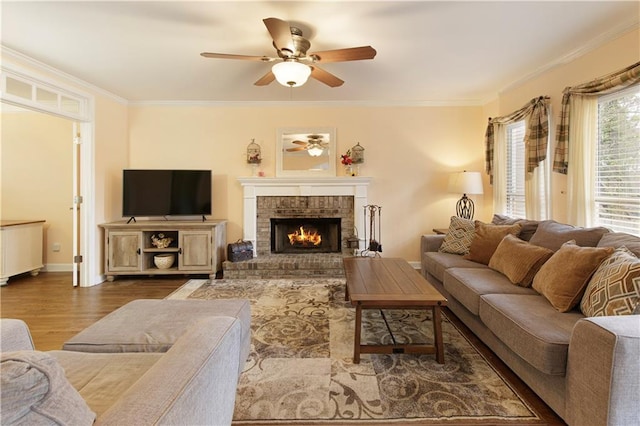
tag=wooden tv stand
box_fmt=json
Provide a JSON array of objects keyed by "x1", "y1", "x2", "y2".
[{"x1": 100, "y1": 220, "x2": 227, "y2": 281}]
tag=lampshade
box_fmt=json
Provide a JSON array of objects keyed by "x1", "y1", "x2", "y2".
[
  {"x1": 272, "y1": 61, "x2": 311, "y2": 87},
  {"x1": 448, "y1": 171, "x2": 484, "y2": 195},
  {"x1": 307, "y1": 146, "x2": 324, "y2": 157}
]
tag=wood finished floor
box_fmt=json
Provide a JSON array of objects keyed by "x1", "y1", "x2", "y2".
[
  {"x1": 0, "y1": 272, "x2": 565, "y2": 425},
  {"x1": 0, "y1": 272, "x2": 188, "y2": 351}
]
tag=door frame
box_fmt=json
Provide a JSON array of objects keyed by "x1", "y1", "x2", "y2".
[{"x1": 1, "y1": 62, "x2": 97, "y2": 287}]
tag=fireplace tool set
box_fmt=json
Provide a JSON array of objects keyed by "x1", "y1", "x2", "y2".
[{"x1": 360, "y1": 205, "x2": 382, "y2": 257}]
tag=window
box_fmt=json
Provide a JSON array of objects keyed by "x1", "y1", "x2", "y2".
[
  {"x1": 595, "y1": 85, "x2": 640, "y2": 235},
  {"x1": 505, "y1": 121, "x2": 526, "y2": 218}
]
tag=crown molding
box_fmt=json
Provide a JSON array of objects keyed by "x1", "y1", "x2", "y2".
[
  {"x1": 1, "y1": 45, "x2": 128, "y2": 105},
  {"x1": 498, "y1": 20, "x2": 639, "y2": 96},
  {"x1": 128, "y1": 99, "x2": 485, "y2": 108}
]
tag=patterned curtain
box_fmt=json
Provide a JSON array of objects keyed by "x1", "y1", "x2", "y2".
[
  {"x1": 484, "y1": 96, "x2": 550, "y2": 184},
  {"x1": 553, "y1": 61, "x2": 640, "y2": 174}
]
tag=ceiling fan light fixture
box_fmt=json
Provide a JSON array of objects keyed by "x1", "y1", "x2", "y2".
[
  {"x1": 307, "y1": 146, "x2": 324, "y2": 157},
  {"x1": 272, "y1": 61, "x2": 311, "y2": 87}
]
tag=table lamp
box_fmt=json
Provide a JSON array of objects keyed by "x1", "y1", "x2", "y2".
[{"x1": 448, "y1": 171, "x2": 484, "y2": 219}]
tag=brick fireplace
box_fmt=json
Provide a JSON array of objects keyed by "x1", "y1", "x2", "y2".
[
  {"x1": 237, "y1": 177, "x2": 371, "y2": 257},
  {"x1": 258, "y1": 196, "x2": 352, "y2": 255}
]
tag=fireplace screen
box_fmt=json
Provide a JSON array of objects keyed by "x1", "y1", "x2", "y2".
[{"x1": 271, "y1": 218, "x2": 341, "y2": 253}]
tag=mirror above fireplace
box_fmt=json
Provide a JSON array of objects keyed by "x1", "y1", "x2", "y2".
[{"x1": 276, "y1": 127, "x2": 336, "y2": 177}]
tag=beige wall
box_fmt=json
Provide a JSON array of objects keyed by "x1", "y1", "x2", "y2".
[
  {"x1": 1, "y1": 107, "x2": 73, "y2": 268},
  {"x1": 492, "y1": 27, "x2": 640, "y2": 224},
  {"x1": 128, "y1": 105, "x2": 488, "y2": 262},
  {"x1": 2, "y1": 25, "x2": 635, "y2": 276}
]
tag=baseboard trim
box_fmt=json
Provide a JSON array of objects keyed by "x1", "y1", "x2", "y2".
[{"x1": 44, "y1": 263, "x2": 73, "y2": 272}]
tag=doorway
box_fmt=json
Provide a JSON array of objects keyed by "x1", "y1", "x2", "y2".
[
  {"x1": 1, "y1": 68, "x2": 95, "y2": 287},
  {"x1": 1, "y1": 104, "x2": 78, "y2": 283}
]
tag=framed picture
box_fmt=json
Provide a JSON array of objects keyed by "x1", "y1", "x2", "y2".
[{"x1": 276, "y1": 127, "x2": 336, "y2": 177}]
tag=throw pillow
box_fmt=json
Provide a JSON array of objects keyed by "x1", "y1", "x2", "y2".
[
  {"x1": 0, "y1": 351, "x2": 96, "y2": 425},
  {"x1": 438, "y1": 216, "x2": 475, "y2": 255},
  {"x1": 491, "y1": 214, "x2": 540, "y2": 241},
  {"x1": 463, "y1": 221, "x2": 522, "y2": 265},
  {"x1": 580, "y1": 247, "x2": 640, "y2": 317},
  {"x1": 529, "y1": 220, "x2": 609, "y2": 251},
  {"x1": 532, "y1": 241, "x2": 614, "y2": 312},
  {"x1": 489, "y1": 234, "x2": 554, "y2": 287}
]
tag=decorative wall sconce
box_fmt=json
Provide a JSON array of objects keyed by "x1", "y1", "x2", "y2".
[
  {"x1": 247, "y1": 139, "x2": 262, "y2": 164},
  {"x1": 350, "y1": 142, "x2": 365, "y2": 164},
  {"x1": 448, "y1": 171, "x2": 484, "y2": 219}
]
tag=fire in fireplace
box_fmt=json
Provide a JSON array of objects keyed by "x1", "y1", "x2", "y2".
[
  {"x1": 271, "y1": 218, "x2": 341, "y2": 253},
  {"x1": 288, "y1": 226, "x2": 322, "y2": 246}
]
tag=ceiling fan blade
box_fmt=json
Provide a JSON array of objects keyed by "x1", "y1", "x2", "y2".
[
  {"x1": 292, "y1": 140, "x2": 308, "y2": 145},
  {"x1": 200, "y1": 52, "x2": 274, "y2": 62},
  {"x1": 254, "y1": 70, "x2": 276, "y2": 86},
  {"x1": 263, "y1": 17, "x2": 294, "y2": 53},
  {"x1": 286, "y1": 147, "x2": 307, "y2": 152},
  {"x1": 309, "y1": 46, "x2": 377, "y2": 63},
  {"x1": 310, "y1": 66, "x2": 344, "y2": 87}
]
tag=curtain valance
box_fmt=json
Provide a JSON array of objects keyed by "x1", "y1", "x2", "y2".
[
  {"x1": 553, "y1": 61, "x2": 640, "y2": 174},
  {"x1": 485, "y1": 96, "x2": 550, "y2": 183}
]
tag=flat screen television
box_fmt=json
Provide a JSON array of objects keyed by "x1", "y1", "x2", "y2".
[{"x1": 123, "y1": 169, "x2": 212, "y2": 219}]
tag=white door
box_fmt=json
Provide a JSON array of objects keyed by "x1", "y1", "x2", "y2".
[{"x1": 72, "y1": 123, "x2": 82, "y2": 286}]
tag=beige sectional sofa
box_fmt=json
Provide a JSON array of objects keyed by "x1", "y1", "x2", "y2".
[
  {"x1": 1, "y1": 299, "x2": 252, "y2": 426},
  {"x1": 421, "y1": 219, "x2": 640, "y2": 426}
]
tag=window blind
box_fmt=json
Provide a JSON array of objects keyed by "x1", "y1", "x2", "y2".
[
  {"x1": 506, "y1": 121, "x2": 526, "y2": 218},
  {"x1": 595, "y1": 86, "x2": 640, "y2": 235}
]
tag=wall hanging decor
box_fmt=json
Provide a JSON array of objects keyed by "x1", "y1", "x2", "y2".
[
  {"x1": 247, "y1": 139, "x2": 262, "y2": 164},
  {"x1": 276, "y1": 127, "x2": 336, "y2": 177},
  {"x1": 350, "y1": 142, "x2": 365, "y2": 164},
  {"x1": 247, "y1": 139, "x2": 262, "y2": 176}
]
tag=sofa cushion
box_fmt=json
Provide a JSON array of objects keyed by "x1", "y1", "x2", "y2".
[
  {"x1": 62, "y1": 299, "x2": 251, "y2": 374},
  {"x1": 464, "y1": 221, "x2": 522, "y2": 265},
  {"x1": 479, "y1": 294, "x2": 584, "y2": 375},
  {"x1": 444, "y1": 268, "x2": 537, "y2": 315},
  {"x1": 491, "y1": 214, "x2": 540, "y2": 241},
  {"x1": 529, "y1": 220, "x2": 609, "y2": 251},
  {"x1": 51, "y1": 351, "x2": 162, "y2": 417},
  {"x1": 1, "y1": 351, "x2": 96, "y2": 425},
  {"x1": 532, "y1": 242, "x2": 614, "y2": 312},
  {"x1": 489, "y1": 234, "x2": 554, "y2": 287},
  {"x1": 423, "y1": 252, "x2": 489, "y2": 282},
  {"x1": 597, "y1": 232, "x2": 640, "y2": 257},
  {"x1": 580, "y1": 247, "x2": 640, "y2": 317},
  {"x1": 438, "y1": 216, "x2": 475, "y2": 255}
]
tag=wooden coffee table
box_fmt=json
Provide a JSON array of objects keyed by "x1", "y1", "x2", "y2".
[{"x1": 343, "y1": 257, "x2": 448, "y2": 364}]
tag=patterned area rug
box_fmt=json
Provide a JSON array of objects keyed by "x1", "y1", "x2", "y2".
[{"x1": 168, "y1": 279, "x2": 541, "y2": 424}]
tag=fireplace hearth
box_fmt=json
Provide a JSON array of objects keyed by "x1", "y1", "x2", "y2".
[
  {"x1": 225, "y1": 178, "x2": 371, "y2": 279},
  {"x1": 271, "y1": 218, "x2": 341, "y2": 254}
]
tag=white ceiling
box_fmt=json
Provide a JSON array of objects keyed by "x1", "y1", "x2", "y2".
[{"x1": 2, "y1": 1, "x2": 638, "y2": 104}]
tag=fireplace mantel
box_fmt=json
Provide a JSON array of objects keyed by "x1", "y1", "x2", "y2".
[{"x1": 238, "y1": 177, "x2": 371, "y2": 254}]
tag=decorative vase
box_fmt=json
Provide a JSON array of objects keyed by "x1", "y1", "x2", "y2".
[
  {"x1": 151, "y1": 234, "x2": 173, "y2": 248},
  {"x1": 154, "y1": 253, "x2": 175, "y2": 269}
]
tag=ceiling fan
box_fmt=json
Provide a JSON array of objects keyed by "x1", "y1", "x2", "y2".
[
  {"x1": 286, "y1": 134, "x2": 328, "y2": 156},
  {"x1": 200, "y1": 17, "x2": 376, "y2": 88}
]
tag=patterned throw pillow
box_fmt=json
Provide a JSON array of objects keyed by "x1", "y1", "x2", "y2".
[
  {"x1": 438, "y1": 216, "x2": 475, "y2": 255},
  {"x1": 580, "y1": 247, "x2": 640, "y2": 317}
]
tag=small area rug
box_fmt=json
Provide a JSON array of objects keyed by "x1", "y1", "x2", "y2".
[{"x1": 168, "y1": 278, "x2": 541, "y2": 425}]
